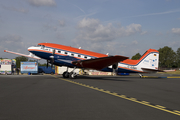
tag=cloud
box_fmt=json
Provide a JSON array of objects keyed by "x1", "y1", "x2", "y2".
[
  {"x1": 172, "y1": 28, "x2": 180, "y2": 35},
  {"x1": 2, "y1": 5, "x2": 28, "y2": 13},
  {"x1": 73, "y1": 18, "x2": 142, "y2": 42},
  {"x1": 127, "y1": 9, "x2": 180, "y2": 18},
  {"x1": 43, "y1": 24, "x2": 57, "y2": 31},
  {"x1": 125, "y1": 23, "x2": 142, "y2": 36},
  {"x1": 168, "y1": 41, "x2": 180, "y2": 48},
  {"x1": 42, "y1": 19, "x2": 66, "y2": 32},
  {"x1": 156, "y1": 32, "x2": 163, "y2": 36},
  {"x1": 73, "y1": 5, "x2": 86, "y2": 14},
  {"x1": 58, "y1": 20, "x2": 65, "y2": 27},
  {"x1": 0, "y1": 34, "x2": 28, "y2": 58},
  {"x1": 0, "y1": 34, "x2": 22, "y2": 43},
  {"x1": 132, "y1": 40, "x2": 138, "y2": 45},
  {"x1": 28, "y1": 0, "x2": 56, "y2": 7},
  {"x1": 141, "y1": 31, "x2": 147, "y2": 35},
  {"x1": 71, "y1": 18, "x2": 143, "y2": 56}
]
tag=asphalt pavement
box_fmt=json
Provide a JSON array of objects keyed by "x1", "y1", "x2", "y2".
[{"x1": 0, "y1": 74, "x2": 180, "y2": 120}]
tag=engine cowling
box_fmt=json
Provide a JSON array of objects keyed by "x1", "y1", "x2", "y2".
[{"x1": 112, "y1": 63, "x2": 118, "y2": 69}]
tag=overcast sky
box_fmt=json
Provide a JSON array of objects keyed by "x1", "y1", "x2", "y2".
[{"x1": 1, "y1": 0, "x2": 180, "y2": 60}]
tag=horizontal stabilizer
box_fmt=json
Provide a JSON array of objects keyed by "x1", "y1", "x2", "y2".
[
  {"x1": 4, "y1": 50, "x2": 41, "y2": 60},
  {"x1": 142, "y1": 68, "x2": 164, "y2": 72},
  {"x1": 72, "y1": 55, "x2": 129, "y2": 70}
]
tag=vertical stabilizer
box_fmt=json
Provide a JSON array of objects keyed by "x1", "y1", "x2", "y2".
[{"x1": 139, "y1": 49, "x2": 159, "y2": 71}]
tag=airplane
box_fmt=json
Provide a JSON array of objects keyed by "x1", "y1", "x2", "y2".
[{"x1": 4, "y1": 43, "x2": 159, "y2": 78}]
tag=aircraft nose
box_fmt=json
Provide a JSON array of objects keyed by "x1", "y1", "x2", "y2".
[{"x1": 28, "y1": 46, "x2": 34, "y2": 51}]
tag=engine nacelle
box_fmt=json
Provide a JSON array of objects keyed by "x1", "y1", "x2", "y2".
[
  {"x1": 108, "y1": 63, "x2": 118, "y2": 69},
  {"x1": 112, "y1": 63, "x2": 118, "y2": 69}
]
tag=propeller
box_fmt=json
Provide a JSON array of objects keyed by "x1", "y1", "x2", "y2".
[
  {"x1": 112, "y1": 63, "x2": 118, "y2": 76},
  {"x1": 49, "y1": 49, "x2": 55, "y2": 68},
  {"x1": 46, "y1": 60, "x2": 49, "y2": 68}
]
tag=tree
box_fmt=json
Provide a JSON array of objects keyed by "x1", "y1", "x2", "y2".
[
  {"x1": 177, "y1": 47, "x2": 180, "y2": 68},
  {"x1": 131, "y1": 53, "x2": 141, "y2": 60},
  {"x1": 158, "y1": 46, "x2": 176, "y2": 68},
  {"x1": 29, "y1": 59, "x2": 47, "y2": 66},
  {"x1": 39, "y1": 63, "x2": 47, "y2": 66},
  {"x1": 15, "y1": 56, "x2": 28, "y2": 68}
]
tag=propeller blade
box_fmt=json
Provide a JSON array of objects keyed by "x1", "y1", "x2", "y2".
[
  {"x1": 46, "y1": 60, "x2": 49, "y2": 68},
  {"x1": 51, "y1": 63, "x2": 53, "y2": 68},
  {"x1": 51, "y1": 59, "x2": 53, "y2": 68},
  {"x1": 51, "y1": 49, "x2": 55, "y2": 68},
  {"x1": 52, "y1": 49, "x2": 55, "y2": 56}
]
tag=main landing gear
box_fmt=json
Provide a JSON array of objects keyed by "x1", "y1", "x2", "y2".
[{"x1": 62, "y1": 67, "x2": 77, "y2": 79}]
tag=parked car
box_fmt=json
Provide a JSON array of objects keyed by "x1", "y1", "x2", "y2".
[{"x1": 38, "y1": 66, "x2": 55, "y2": 74}]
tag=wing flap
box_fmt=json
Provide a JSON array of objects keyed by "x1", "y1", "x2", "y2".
[{"x1": 72, "y1": 55, "x2": 128, "y2": 70}]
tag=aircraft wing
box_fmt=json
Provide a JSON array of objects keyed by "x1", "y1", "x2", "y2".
[
  {"x1": 4, "y1": 50, "x2": 41, "y2": 60},
  {"x1": 72, "y1": 55, "x2": 129, "y2": 70}
]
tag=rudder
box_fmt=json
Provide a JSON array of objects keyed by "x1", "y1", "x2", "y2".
[{"x1": 138, "y1": 49, "x2": 159, "y2": 71}]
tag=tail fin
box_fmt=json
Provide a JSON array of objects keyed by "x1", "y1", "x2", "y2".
[{"x1": 138, "y1": 49, "x2": 159, "y2": 72}]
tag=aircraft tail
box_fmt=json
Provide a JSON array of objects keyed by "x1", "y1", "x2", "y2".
[{"x1": 138, "y1": 49, "x2": 159, "y2": 72}]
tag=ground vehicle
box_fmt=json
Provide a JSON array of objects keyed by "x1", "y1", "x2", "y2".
[
  {"x1": 0, "y1": 59, "x2": 16, "y2": 75},
  {"x1": 38, "y1": 66, "x2": 55, "y2": 74}
]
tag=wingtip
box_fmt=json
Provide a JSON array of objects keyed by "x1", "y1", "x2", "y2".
[{"x1": 4, "y1": 50, "x2": 6, "y2": 52}]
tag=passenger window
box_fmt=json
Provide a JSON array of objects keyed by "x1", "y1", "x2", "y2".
[
  {"x1": 65, "y1": 52, "x2": 68, "y2": 54},
  {"x1": 58, "y1": 51, "x2": 61, "y2": 53},
  {"x1": 71, "y1": 53, "x2": 74, "y2": 56},
  {"x1": 84, "y1": 56, "x2": 87, "y2": 59},
  {"x1": 78, "y1": 55, "x2": 81, "y2": 57}
]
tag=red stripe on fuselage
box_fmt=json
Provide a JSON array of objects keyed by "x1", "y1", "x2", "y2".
[{"x1": 38, "y1": 43, "x2": 107, "y2": 58}]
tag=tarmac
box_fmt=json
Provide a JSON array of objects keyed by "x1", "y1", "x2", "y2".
[{"x1": 0, "y1": 74, "x2": 180, "y2": 120}]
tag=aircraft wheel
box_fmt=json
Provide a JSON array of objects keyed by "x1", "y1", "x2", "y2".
[
  {"x1": 69, "y1": 72, "x2": 77, "y2": 79},
  {"x1": 63, "y1": 71, "x2": 69, "y2": 78}
]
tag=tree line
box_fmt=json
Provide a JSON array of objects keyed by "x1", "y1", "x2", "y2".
[{"x1": 131, "y1": 46, "x2": 180, "y2": 68}]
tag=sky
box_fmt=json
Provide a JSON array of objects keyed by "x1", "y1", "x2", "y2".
[{"x1": 0, "y1": 0, "x2": 180, "y2": 61}]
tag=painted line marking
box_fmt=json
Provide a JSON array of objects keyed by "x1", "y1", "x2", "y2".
[
  {"x1": 142, "y1": 76, "x2": 180, "y2": 78},
  {"x1": 52, "y1": 75, "x2": 180, "y2": 117}
]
